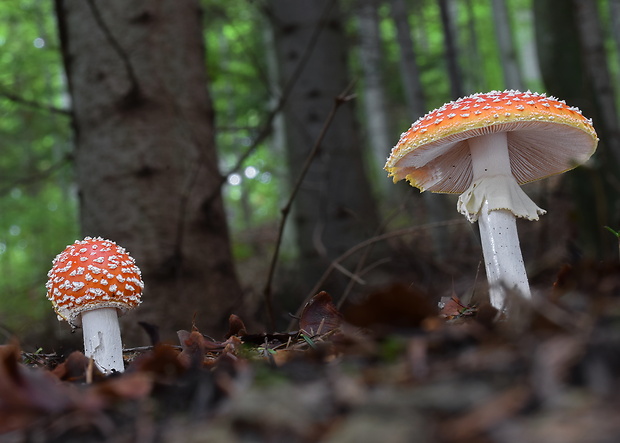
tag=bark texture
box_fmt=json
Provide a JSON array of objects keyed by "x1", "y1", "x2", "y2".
[
  {"x1": 268, "y1": 0, "x2": 380, "y2": 300},
  {"x1": 55, "y1": 0, "x2": 243, "y2": 342},
  {"x1": 356, "y1": 0, "x2": 391, "y2": 183}
]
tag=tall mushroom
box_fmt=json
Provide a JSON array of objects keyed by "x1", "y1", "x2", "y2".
[
  {"x1": 385, "y1": 90, "x2": 598, "y2": 311},
  {"x1": 46, "y1": 237, "x2": 144, "y2": 373}
]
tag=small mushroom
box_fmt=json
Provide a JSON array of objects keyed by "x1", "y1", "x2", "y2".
[
  {"x1": 46, "y1": 237, "x2": 144, "y2": 373},
  {"x1": 385, "y1": 90, "x2": 598, "y2": 311}
]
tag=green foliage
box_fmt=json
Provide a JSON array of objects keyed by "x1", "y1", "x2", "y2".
[
  {"x1": 0, "y1": 1, "x2": 77, "y2": 336},
  {"x1": 202, "y1": 0, "x2": 284, "y2": 236}
]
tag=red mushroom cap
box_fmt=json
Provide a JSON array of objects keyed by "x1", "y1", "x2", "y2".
[
  {"x1": 46, "y1": 237, "x2": 143, "y2": 327},
  {"x1": 385, "y1": 90, "x2": 598, "y2": 193}
]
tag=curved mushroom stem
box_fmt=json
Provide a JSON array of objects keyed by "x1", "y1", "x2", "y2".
[
  {"x1": 459, "y1": 132, "x2": 537, "y2": 311},
  {"x1": 81, "y1": 307, "x2": 124, "y2": 373}
]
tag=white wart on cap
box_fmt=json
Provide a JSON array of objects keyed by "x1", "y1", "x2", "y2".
[
  {"x1": 385, "y1": 89, "x2": 597, "y2": 195},
  {"x1": 46, "y1": 237, "x2": 143, "y2": 327}
]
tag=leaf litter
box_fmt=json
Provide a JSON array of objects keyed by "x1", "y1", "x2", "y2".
[{"x1": 2, "y1": 264, "x2": 620, "y2": 442}]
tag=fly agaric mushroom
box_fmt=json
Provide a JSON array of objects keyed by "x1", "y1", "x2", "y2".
[
  {"x1": 385, "y1": 90, "x2": 597, "y2": 311},
  {"x1": 46, "y1": 237, "x2": 144, "y2": 373}
]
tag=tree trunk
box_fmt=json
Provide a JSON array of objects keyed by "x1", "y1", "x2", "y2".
[
  {"x1": 267, "y1": 0, "x2": 380, "y2": 304},
  {"x1": 54, "y1": 0, "x2": 243, "y2": 342},
  {"x1": 463, "y1": 0, "x2": 486, "y2": 92},
  {"x1": 356, "y1": 0, "x2": 392, "y2": 186},
  {"x1": 438, "y1": 0, "x2": 464, "y2": 99},
  {"x1": 389, "y1": 0, "x2": 426, "y2": 121},
  {"x1": 534, "y1": 0, "x2": 619, "y2": 259},
  {"x1": 513, "y1": 5, "x2": 542, "y2": 86},
  {"x1": 491, "y1": 0, "x2": 524, "y2": 90},
  {"x1": 573, "y1": 0, "x2": 620, "y2": 167},
  {"x1": 609, "y1": 0, "x2": 620, "y2": 81}
]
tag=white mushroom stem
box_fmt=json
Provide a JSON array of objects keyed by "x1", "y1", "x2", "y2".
[
  {"x1": 478, "y1": 202, "x2": 530, "y2": 309},
  {"x1": 457, "y1": 132, "x2": 543, "y2": 311},
  {"x1": 81, "y1": 307, "x2": 125, "y2": 373}
]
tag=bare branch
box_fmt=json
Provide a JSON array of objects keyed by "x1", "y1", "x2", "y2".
[
  {"x1": 262, "y1": 83, "x2": 356, "y2": 330},
  {"x1": 0, "y1": 88, "x2": 70, "y2": 116},
  {"x1": 0, "y1": 154, "x2": 73, "y2": 197}
]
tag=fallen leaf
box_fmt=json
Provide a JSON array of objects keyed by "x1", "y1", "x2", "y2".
[
  {"x1": 177, "y1": 330, "x2": 224, "y2": 368},
  {"x1": 299, "y1": 291, "x2": 342, "y2": 335},
  {"x1": 52, "y1": 351, "x2": 103, "y2": 382},
  {"x1": 92, "y1": 372, "x2": 153, "y2": 402},
  {"x1": 439, "y1": 296, "x2": 476, "y2": 319},
  {"x1": 227, "y1": 314, "x2": 247, "y2": 338},
  {"x1": 0, "y1": 344, "x2": 75, "y2": 432}
]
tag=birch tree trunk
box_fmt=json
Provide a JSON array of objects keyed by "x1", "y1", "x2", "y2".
[
  {"x1": 491, "y1": 0, "x2": 524, "y2": 90},
  {"x1": 55, "y1": 0, "x2": 243, "y2": 341},
  {"x1": 268, "y1": 0, "x2": 380, "y2": 299}
]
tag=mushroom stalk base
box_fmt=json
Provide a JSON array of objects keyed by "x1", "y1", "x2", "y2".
[
  {"x1": 478, "y1": 201, "x2": 531, "y2": 310},
  {"x1": 81, "y1": 308, "x2": 124, "y2": 374}
]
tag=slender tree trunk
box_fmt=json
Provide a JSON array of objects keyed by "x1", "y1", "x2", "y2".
[
  {"x1": 491, "y1": 0, "x2": 524, "y2": 90},
  {"x1": 390, "y1": 0, "x2": 426, "y2": 121},
  {"x1": 356, "y1": 0, "x2": 392, "y2": 185},
  {"x1": 513, "y1": 5, "x2": 542, "y2": 87},
  {"x1": 438, "y1": 0, "x2": 464, "y2": 99},
  {"x1": 463, "y1": 0, "x2": 485, "y2": 92},
  {"x1": 55, "y1": 0, "x2": 243, "y2": 341},
  {"x1": 268, "y1": 0, "x2": 380, "y2": 302}
]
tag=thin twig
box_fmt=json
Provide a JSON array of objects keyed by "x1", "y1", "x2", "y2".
[
  {"x1": 287, "y1": 219, "x2": 466, "y2": 331},
  {"x1": 263, "y1": 84, "x2": 356, "y2": 330},
  {"x1": 332, "y1": 262, "x2": 366, "y2": 285},
  {"x1": 338, "y1": 202, "x2": 407, "y2": 309},
  {"x1": 336, "y1": 257, "x2": 392, "y2": 310},
  {"x1": 0, "y1": 88, "x2": 71, "y2": 116}
]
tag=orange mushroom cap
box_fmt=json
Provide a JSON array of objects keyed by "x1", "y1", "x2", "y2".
[
  {"x1": 385, "y1": 90, "x2": 598, "y2": 193},
  {"x1": 46, "y1": 237, "x2": 143, "y2": 327}
]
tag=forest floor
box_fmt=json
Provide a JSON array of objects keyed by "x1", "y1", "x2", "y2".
[{"x1": 2, "y1": 260, "x2": 620, "y2": 443}]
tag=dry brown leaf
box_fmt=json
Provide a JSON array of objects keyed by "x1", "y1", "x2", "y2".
[{"x1": 299, "y1": 291, "x2": 342, "y2": 335}]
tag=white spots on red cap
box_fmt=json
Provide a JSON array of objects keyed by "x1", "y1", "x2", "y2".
[
  {"x1": 385, "y1": 89, "x2": 598, "y2": 195},
  {"x1": 46, "y1": 236, "x2": 143, "y2": 327}
]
